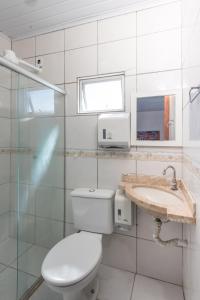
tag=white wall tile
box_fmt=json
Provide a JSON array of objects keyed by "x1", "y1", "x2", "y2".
[
  {"x1": 98, "y1": 38, "x2": 136, "y2": 75},
  {"x1": 137, "y1": 70, "x2": 182, "y2": 93},
  {"x1": 181, "y1": 0, "x2": 200, "y2": 28},
  {"x1": 0, "y1": 33, "x2": 11, "y2": 55},
  {"x1": 98, "y1": 13, "x2": 136, "y2": 43},
  {"x1": 66, "y1": 157, "x2": 97, "y2": 189},
  {"x1": 29, "y1": 117, "x2": 64, "y2": 150},
  {"x1": 98, "y1": 158, "x2": 136, "y2": 190},
  {"x1": 182, "y1": 66, "x2": 200, "y2": 106},
  {"x1": 35, "y1": 187, "x2": 64, "y2": 221},
  {"x1": 137, "y1": 160, "x2": 182, "y2": 179},
  {"x1": 12, "y1": 37, "x2": 35, "y2": 59},
  {"x1": 125, "y1": 75, "x2": 136, "y2": 112},
  {"x1": 65, "y1": 46, "x2": 97, "y2": 83},
  {"x1": 0, "y1": 118, "x2": 10, "y2": 148},
  {"x1": 10, "y1": 183, "x2": 35, "y2": 215},
  {"x1": 0, "y1": 213, "x2": 9, "y2": 243},
  {"x1": 65, "y1": 222, "x2": 77, "y2": 237},
  {"x1": 65, "y1": 189, "x2": 73, "y2": 224},
  {"x1": 35, "y1": 217, "x2": 63, "y2": 248},
  {"x1": 36, "y1": 30, "x2": 64, "y2": 56},
  {"x1": 137, "y1": 30, "x2": 181, "y2": 73},
  {"x1": 0, "y1": 66, "x2": 11, "y2": 89},
  {"x1": 0, "y1": 154, "x2": 10, "y2": 184},
  {"x1": 9, "y1": 212, "x2": 35, "y2": 244},
  {"x1": 12, "y1": 116, "x2": 57, "y2": 151},
  {"x1": 182, "y1": 24, "x2": 200, "y2": 68},
  {"x1": 35, "y1": 155, "x2": 64, "y2": 189},
  {"x1": 37, "y1": 52, "x2": 64, "y2": 84},
  {"x1": 0, "y1": 184, "x2": 10, "y2": 215},
  {"x1": 137, "y1": 239, "x2": 182, "y2": 285},
  {"x1": 0, "y1": 87, "x2": 10, "y2": 118},
  {"x1": 66, "y1": 116, "x2": 97, "y2": 150},
  {"x1": 102, "y1": 233, "x2": 136, "y2": 273},
  {"x1": 137, "y1": 208, "x2": 182, "y2": 241},
  {"x1": 10, "y1": 153, "x2": 31, "y2": 184},
  {"x1": 65, "y1": 83, "x2": 77, "y2": 116},
  {"x1": 137, "y1": 2, "x2": 181, "y2": 36},
  {"x1": 65, "y1": 22, "x2": 97, "y2": 50}
]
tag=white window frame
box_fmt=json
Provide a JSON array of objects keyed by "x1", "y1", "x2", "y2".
[{"x1": 78, "y1": 73, "x2": 125, "y2": 114}]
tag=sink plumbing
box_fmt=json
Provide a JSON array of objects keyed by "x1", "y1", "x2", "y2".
[{"x1": 153, "y1": 217, "x2": 188, "y2": 248}]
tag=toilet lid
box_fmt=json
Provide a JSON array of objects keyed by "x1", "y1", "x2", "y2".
[{"x1": 41, "y1": 232, "x2": 102, "y2": 287}]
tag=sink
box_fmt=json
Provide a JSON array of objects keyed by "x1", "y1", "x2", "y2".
[
  {"x1": 132, "y1": 186, "x2": 184, "y2": 208},
  {"x1": 120, "y1": 174, "x2": 196, "y2": 224}
]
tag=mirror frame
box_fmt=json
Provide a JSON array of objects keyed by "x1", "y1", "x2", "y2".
[{"x1": 131, "y1": 89, "x2": 182, "y2": 147}]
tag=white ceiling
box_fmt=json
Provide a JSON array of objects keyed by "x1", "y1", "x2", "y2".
[{"x1": 0, "y1": 0, "x2": 164, "y2": 39}]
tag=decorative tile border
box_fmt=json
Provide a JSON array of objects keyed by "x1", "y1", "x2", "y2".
[
  {"x1": 65, "y1": 149, "x2": 183, "y2": 162},
  {"x1": 0, "y1": 148, "x2": 64, "y2": 156},
  {"x1": 0, "y1": 148, "x2": 183, "y2": 163},
  {"x1": 183, "y1": 154, "x2": 200, "y2": 181}
]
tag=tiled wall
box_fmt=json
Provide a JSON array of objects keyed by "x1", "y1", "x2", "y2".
[
  {"x1": 12, "y1": 1, "x2": 184, "y2": 285},
  {"x1": 0, "y1": 33, "x2": 11, "y2": 244},
  {"x1": 9, "y1": 82, "x2": 65, "y2": 249},
  {"x1": 182, "y1": 0, "x2": 200, "y2": 299}
]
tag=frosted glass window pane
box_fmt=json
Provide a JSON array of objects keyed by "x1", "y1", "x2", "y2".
[
  {"x1": 28, "y1": 89, "x2": 55, "y2": 114},
  {"x1": 79, "y1": 75, "x2": 124, "y2": 113}
]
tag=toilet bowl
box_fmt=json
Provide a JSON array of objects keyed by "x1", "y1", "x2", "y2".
[
  {"x1": 42, "y1": 231, "x2": 102, "y2": 300},
  {"x1": 42, "y1": 188, "x2": 114, "y2": 300}
]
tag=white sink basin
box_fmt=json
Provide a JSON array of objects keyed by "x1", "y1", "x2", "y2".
[{"x1": 133, "y1": 186, "x2": 183, "y2": 207}]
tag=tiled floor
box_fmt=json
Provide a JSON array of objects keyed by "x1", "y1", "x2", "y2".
[
  {"x1": 31, "y1": 265, "x2": 184, "y2": 300},
  {"x1": 0, "y1": 238, "x2": 48, "y2": 300},
  {"x1": 0, "y1": 267, "x2": 36, "y2": 300},
  {"x1": 11, "y1": 245, "x2": 49, "y2": 277},
  {"x1": 0, "y1": 237, "x2": 32, "y2": 265},
  {"x1": 0, "y1": 237, "x2": 184, "y2": 300},
  {"x1": 131, "y1": 274, "x2": 184, "y2": 300}
]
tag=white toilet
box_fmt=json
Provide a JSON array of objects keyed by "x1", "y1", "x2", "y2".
[{"x1": 41, "y1": 188, "x2": 114, "y2": 300}]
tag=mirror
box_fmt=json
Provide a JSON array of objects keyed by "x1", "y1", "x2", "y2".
[
  {"x1": 137, "y1": 95, "x2": 175, "y2": 141},
  {"x1": 131, "y1": 90, "x2": 182, "y2": 147}
]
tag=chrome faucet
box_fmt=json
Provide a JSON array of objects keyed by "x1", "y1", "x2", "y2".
[{"x1": 162, "y1": 165, "x2": 178, "y2": 190}]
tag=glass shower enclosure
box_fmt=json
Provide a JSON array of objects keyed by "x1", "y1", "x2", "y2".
[{"x1": 0, "y1": 60, "x2": 65, "y2": 300}]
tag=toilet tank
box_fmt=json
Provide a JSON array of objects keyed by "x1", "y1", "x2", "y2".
[{"x1": 71, "y1": 188, "x2": 114, "y2": 234}]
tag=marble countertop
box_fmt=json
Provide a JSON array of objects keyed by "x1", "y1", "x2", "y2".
[{"x1": 120, "y1": 174, "x2": 196, "y2": 224}]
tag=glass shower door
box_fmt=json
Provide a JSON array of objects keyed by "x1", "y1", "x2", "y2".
[{"x1": 11, "y1": 74, "x2": 65, "y2": 299}]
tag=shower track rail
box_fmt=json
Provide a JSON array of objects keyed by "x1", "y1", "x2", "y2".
[{"x1": 0, "y1": 56, "x2": 65, "y2": 95}]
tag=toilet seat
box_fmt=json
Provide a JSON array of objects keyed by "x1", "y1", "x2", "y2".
[{"x1": 41, "y1": 232, "x2": 102, "y2": 288}]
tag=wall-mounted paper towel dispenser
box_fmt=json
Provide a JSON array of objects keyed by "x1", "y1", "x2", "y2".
[{"x1": 98, "y1": 113, "x2": 130, "y2": 149}]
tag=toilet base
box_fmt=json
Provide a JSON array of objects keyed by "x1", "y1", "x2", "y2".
[{"x1": 63, "y1": 277, "x2": 99, "y2": 300}]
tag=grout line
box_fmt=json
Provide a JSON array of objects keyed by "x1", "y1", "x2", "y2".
[
  {"x1": 63, "y1": 28, "x2": 67, "y2": 237},
  {"x1": 64, "y1": 67, "x2": 182, "y2": 86},
  {"x1": 136, "y1": 272, "x2": 183, "y2": 287},
  {"x1": 130, "y1": 272, "x2": 136, "y2": 300},
  {"x1": 0, "y1": 262, "x2": 38, "y2": 279},
  {"x1": 9, "y1": 210, "x2": 65, "y2": 223}
]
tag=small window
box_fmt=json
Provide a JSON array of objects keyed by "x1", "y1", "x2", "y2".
[
  {"x1": 78, "y1": 74, "x2": 125, "y2": 114},
  {"x1": 27, "y1": 89, "x2": 55, "y2": 114}
]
